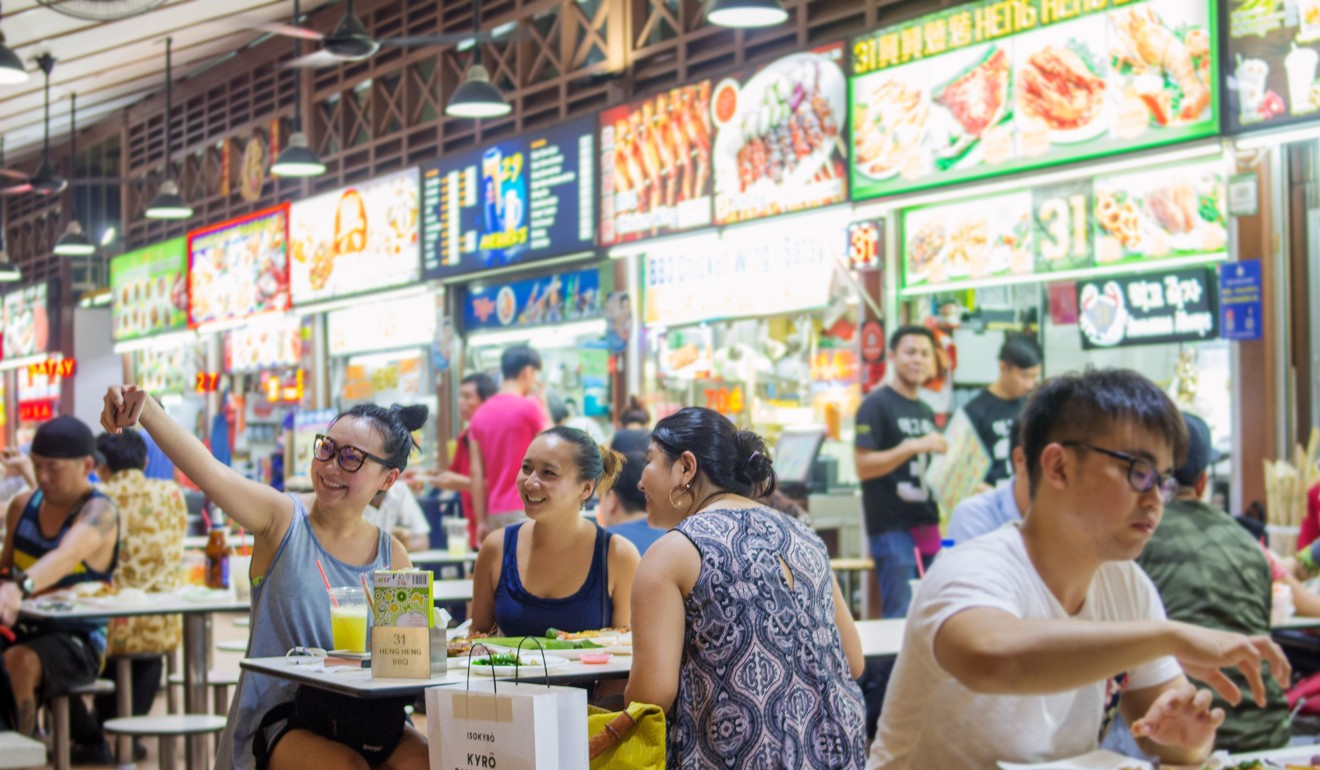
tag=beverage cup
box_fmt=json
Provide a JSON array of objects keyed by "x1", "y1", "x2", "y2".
[
  {"x1": 444, "y1": 517, "x2": 468, "y2": 556},
  {"x1": 1287, "y1": 46, "x2": 1320, "y2": 114},
  {"x1": 1238, "y1": 58, "x2": 1270, "y2": 117},
  {"x1": 231, "y1": 555, "x2": 252, "y2": 601},
  {"x1": 328, "y1": 587, "x2": 369, "y2": 653}
]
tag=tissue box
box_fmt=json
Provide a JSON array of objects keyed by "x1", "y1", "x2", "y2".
[{"x1": 372, "y1": 569, "x2": 434, "y2": 628}]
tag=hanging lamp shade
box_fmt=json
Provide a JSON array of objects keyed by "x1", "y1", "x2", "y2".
[
  {"x1": 446, "y1": 64, "x2": 510, "y2": 118},
  {"x1": 271, "y1": 132, "x2": 325, "y2": 177},
  {"x1": 29, "y1": 156, "x2": 67, "y2": 196},
  {"x1": 145, "y1": 179, "x2": 193, "y2": 220},
  {"x1": 0, "y1": 38, "x2": 26, "y2": 85},
  {"x1": 54, "y1": 220, "x2": 95, "y2": 256},
  {"x1": 0, "y1": 253, "x2": 20, "y2": 282},
  {"x1": 707, "y1": 0, "x2": 788, "y2": 28}
]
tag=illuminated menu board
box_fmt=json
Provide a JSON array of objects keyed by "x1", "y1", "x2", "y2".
[
  {"x1": 712, "y1": 43, "x2": 849, "y2": 225},
  {"x1": 898, "y1": 157, "x2": 1227, "y2": 294},
  {"x1": 421, "y1": 115, "x2": 596, "y2": 280},
  {"x1": 110, "y1": 238, "x2": 188, "y2": 341},
  {"x1": 1225, "y1": 0, "x2": 1320, "y2": 132},
  {"x1": 849, "y1": 0, "x2": 1219, "y2": 201},
  {"x1": 187, "y1": 205, "x2": 290, "y2": 326},
  {"x1": 600, "y1": 83, "x2": 714, "y2": 245},
  {"x1": 3, "y1": 282, "x2": 55, "y2": 360},
  {"x1": 289, "y1": 168, "x2": 420, "y2": 305}
]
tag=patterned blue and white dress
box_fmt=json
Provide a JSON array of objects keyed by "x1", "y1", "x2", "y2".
[{"x1": 668, "y1": 506, "x2": 867, "y2": 769}]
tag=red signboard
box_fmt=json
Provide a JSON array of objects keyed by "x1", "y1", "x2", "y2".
[
  {"x1": 186, "y1": 204, "x2": 291, "y2": 327},
  {"x1": 19, "y1": 399, "x2": 55, "y2": 423}
]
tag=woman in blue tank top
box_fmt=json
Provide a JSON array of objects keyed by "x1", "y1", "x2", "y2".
[
  {"x1": 626, "y1": 407, "x2": 867, "y2": 769},
  {"x1": 101, "y1": 387, "x2": 430, "y2": 770},
  {"x1": 471, "y1": 426, "x2": 640, "y2": 637}
]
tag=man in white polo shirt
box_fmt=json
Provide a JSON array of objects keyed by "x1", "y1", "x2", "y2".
[{"x1": 868, "y1": 369, "x2": 1289, "y2": 769}]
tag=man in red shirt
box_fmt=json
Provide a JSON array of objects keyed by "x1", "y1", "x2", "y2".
[
  {"x1": 412, "y1": 372, "x2": 496, "y2": 548},
  {"x1": 468, "y1": 346, "x2": 549, "y2": 544}
]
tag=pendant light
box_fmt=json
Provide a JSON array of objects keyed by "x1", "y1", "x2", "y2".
[
  {"x1": 271, "y1": 0, "x2": 325, "y2": 178},
  {"x1": 445, "y1": 0, "x2": 511, "y2": 119},
  {"x1": 707, "y1": 0, "x2": 789, "y2": 28},
  {"x1": 0, "y1": 3, "x2": 27, "y2": 86},
  {"x1": 145, "y1": 37, "x2": 192, "y2": 220},
  {"x1": 54, "y1": 93, "x2": 94, "y2": 256},
  {"x1": 0, "y1": 141, "x2": 21, "y2": 283},
  {"x1": 30, "y1": 55, "x2": 67, "y2": 196}
]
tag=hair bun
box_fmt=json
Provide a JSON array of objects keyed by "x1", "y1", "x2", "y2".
[
  {"x1": 734, "y1": 430, "x2": 774, "y2": 484},
  {"x1": 391, "y1": 403, "x2": 430, "y2": 432}
]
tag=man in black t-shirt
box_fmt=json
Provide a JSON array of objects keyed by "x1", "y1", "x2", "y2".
[
  {"x1": 958, "y1": 334, "x2": 1041, "y2": 488},
  {"x1": 854, "y1": 325, "x2": 947, "y2": 618}
]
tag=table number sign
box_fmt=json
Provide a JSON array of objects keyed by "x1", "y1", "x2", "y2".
[{"x1": 372, "y1": 570, "x2": 434, "y2": 679}]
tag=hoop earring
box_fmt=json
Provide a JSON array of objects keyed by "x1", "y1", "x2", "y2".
[{"x1": 668, "y1": 482, "x2": 693, "y2": 512}]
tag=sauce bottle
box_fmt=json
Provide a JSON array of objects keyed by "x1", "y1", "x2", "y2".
[{"x1": 205, "y1": 512, "x2": 232, "y2": 590}]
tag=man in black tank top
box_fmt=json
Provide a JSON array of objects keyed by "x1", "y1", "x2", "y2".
[{"x1": 0, "y1": 416, "x2": 118, "y2": 739}]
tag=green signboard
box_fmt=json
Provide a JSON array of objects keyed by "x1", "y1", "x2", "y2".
[
  {"x1": 110, "y1": 237, "x2": 188, "y2": 341},
  {"x1": 899, "y1": 157, "x2": 1227, "y2": 293},
  {"x1": 850, "y1": 0, "x2": 1220, "y2": 200}
]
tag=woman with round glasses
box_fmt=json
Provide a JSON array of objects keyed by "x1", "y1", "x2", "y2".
[{"x1": 101, "y1": 387, "x2": 429, "y2": 770}]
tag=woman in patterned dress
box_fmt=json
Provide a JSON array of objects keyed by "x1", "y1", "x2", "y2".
[{"x1": 625, "y1": 407, "x2": 867, "y2": 769}]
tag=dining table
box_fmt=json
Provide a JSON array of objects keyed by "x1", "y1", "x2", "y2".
[{"x1": 21, "y1": 589, "x2": 249, "y2": 770}]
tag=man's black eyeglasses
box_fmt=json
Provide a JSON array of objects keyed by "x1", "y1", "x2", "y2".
[
  {"x1": 1062, "y1": 441, "x2": 1179, "y2": 504},
  {"x1": 313, "y1": 434, "x2": 392, "y2": 473}
]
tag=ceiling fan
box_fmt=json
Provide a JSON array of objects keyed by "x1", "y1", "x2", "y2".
[
  {"x1": 1, "y1": 54, "x2": 67, "y2": 197},
  {"x1": 254, "y1": 0, "x2": 527, "y2": 68}
]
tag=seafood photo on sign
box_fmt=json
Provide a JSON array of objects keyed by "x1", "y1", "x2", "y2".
[
  {"x1": 901, "y1": 191, "x2": 1034, "y2": 288},
  {"x1": 930, "y1": 43, "x2": 1013, "y2": 168},
  {"x1": 1091, "y1": 161, "x2": 1227, "y2": 265},
  {"x1": 1013, "y1": 16, "x2": 1110, "y2": 147},
  {"x1": 1108, "y1": 2, "x2": 1213, "y2": 129},
  {"x1": 711, "y1": 46, "x2": 848, "y2": 224}
]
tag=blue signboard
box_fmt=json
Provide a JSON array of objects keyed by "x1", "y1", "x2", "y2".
[
  {"x1": 1220, "y1": 260, "x2": 1263, "y2": 342},
  {"x1": 462, "y1": 268, "x2": 603, "y2": 334},
  {"x1": 421, "y1": 115, "x2": 596, "y2": 280}
]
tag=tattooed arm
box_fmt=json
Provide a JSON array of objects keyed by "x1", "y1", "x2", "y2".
[{"x1": 23, "y1": 497, "x2": 119, "y2": 592}]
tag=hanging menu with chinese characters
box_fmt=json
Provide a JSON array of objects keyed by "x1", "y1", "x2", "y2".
[
  {"x1": 421, "y1": 115, "x2": 596, "y2": 280},
  {"x1": 849, "y1": 0, "x2": 1220, "y2": 200}
]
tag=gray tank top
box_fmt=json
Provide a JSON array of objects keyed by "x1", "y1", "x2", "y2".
[{"x1": 214, "y1": 493, "x2": 393, "y2": 770}]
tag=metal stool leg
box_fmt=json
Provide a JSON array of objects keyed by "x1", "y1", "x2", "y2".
[
  {"x1": 167, "y1": 648, "x2": 180, "y2": 714},
  {"x1": 50, "y1": 695, "x2": 70, "y2": 770},
  {"x1": 115, "y1": 658, "x2": 133, "y2": 765},
  {"x1": 213, "y1": 684, "x2": 229, "y2": 717},
  {"x1": 160, "y1": 735, "x2": 177, "y2": 770}
]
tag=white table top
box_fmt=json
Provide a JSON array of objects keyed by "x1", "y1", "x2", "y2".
[
  {"x1": 240, "y1": 654, "x2": 634, "y2": 699},
  {"x1": 1272, "y1": 613, "x2": 1320, "y2": 630},
  {"x1": 410, "y1": 550, "x2": 479, "y2": 565},
  {"x1": 21, "y1": 591, "x2": 250, "y2": 620},
  {"x1": 434, "y1": 579, "x2": 473, "y2": 603},
  {"x1": 856, "y1": 619, "x2": 905, "y2": 660},
  {"x1": 1227, "y1": 743, "x2": 1320, "y2": 764}
]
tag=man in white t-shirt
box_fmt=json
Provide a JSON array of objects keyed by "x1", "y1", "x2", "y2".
[
  {"x1": 362, "y1": 483, "x2": 430, "y2": 552},
  {"x1": 868, "y1": 368, "x2": 1290, "y2": 770}
]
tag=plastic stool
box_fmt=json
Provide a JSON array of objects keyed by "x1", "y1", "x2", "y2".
[
  {"x1": 103, "y1": 715, "x2": 226, "y2": 770},
  {"x1": 166, "y1": 669, "x2": 240, "y2": 715},
  {"x1": 47, "y1": 679, "x2": 115, "y2": 770}
]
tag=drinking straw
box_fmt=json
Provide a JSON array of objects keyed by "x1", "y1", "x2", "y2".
[
  {"x1": 359, "y1": 573, "x2": 373, "y2": 609},
  {"x1": 239, "y1": 527, "x2": 248, "y2": 556},
  {"x1": 199, "y1": 504, "x2": 212, "y2": 531},
  {"x1": 316, "y1": 559, "x2": 338, "y2": 607},
  {"x1": 914, "y1": 547, "x2": 926, "y2": 579}
]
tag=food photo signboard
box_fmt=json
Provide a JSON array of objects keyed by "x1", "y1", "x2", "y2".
[
  {"x1": 462, "y1": 268, "x2": 603, "y2": 333},
  {"x1": 421, "y1": 116, "x2": 595, "y2": 280},
  {"x1": 900, "y1": 157, "x2": 1227, "y2": 292},
  {"x1": 711, "y1": 43, "x2": 849, "y2": 225},
  {"x1": 110, "y1": 238, "x2": 189, "y2": 341},
  {"x1": 326, "y1": 292, "x2": 436, "y2": 357},
  {"x1": 187, "y1": 204, "x2": 291, "y2": 326},
  {"x1": 2, "y1": 282, "x2": 54, "y2": 360},
  {"x1": 600, "y1": 83, "x2": 714, "y2": 245},
  {"x1": 1076, "y1": 266, "x2": 1219, "y2": 348},
  {"x1": 1225, "y1": 0, "x2": 1320, "y2": 131},
  {"x1": 850, "y1": 0, "x2": 1219, "y2": 200},
  {"x1": 289, "y1": 168, "x2": 420, "y2": 304}
]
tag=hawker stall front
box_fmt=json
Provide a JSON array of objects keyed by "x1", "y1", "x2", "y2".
[
  {"x1": 186, "y1": 204, "x2": 292, "y2": 483},
  {"x1": 843, "y1": 0, "x2": 1232, "y2": 521},
  {"x1": 4, "y1": 281, "x2": 65, "y2": 447},
  {"x1": 287, "y1": 166, "x2": 432, "y2": 467},
  {"x1": 420, "y1": 114, "x2": 612, "y2": 436},
  {"x1": 111, "y1": 237, "x2": 207, "y2": 446},
  {"x1": 602, "y1": 43, "x2": 864, "y2": 549}
]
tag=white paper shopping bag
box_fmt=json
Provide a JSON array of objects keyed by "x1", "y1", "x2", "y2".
[{"x1": 426, "y1": 680, "x2": 588, "y2": 770}]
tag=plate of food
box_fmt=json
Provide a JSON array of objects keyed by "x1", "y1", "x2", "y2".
[
  {"x1": 1016, "y1": 39, "x2": 1109, "y2": 144},
  {"x1": 463, "y1": 653, "x2": 569, "y2": 677},
  {"x1": 853, "y1": 75, "x2": 929, "y2": 180},
  {"x1": 998, "y1": 748, "x2": 1152, "y2": 769},
  {"x1": 473, "y1": 636, "x2": 614, "y2": 660}
]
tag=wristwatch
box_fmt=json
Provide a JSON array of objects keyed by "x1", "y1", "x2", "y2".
[{"x1": 8, "y1": 567, "x2": 34, "y2": 599}]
